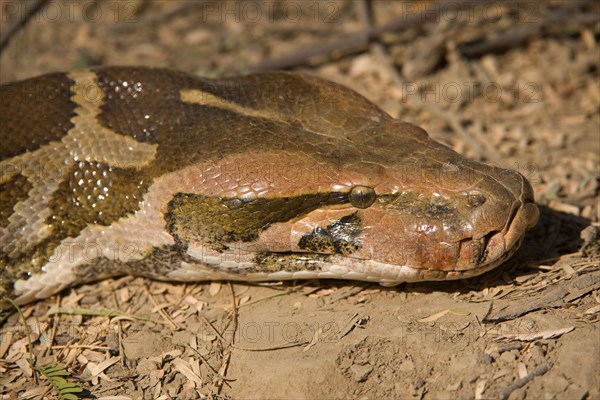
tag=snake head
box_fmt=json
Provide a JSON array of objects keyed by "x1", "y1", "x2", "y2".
[{"x1": 317, "y1": 121, "x2": 541, "y2": 282}]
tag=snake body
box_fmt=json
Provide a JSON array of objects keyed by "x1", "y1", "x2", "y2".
[{"x1": 0, "y1": 67, "x2": 539, "y2": 310}]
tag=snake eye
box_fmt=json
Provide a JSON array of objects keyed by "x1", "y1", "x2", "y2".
[
  {"x1": 467, "y1": 193, "x2": 486, "y2": 208},
  {"x1": 349, "y1": 185, "x2": 377, "y2": 208}
]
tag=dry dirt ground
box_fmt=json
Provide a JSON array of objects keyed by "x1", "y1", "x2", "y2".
[{"x1": 0, "y1": 1, "x2": 599, "y2": 399}]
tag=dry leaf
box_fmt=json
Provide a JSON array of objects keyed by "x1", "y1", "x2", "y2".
[
  {"x1": 308, "y1": 288, "x2": 335, "y2": 297},
  {"x1": 496, "y1": 326, "x2": 575, "y2": 341},
  {"x1": 561, "y1": 264, "x2": 577, "y2": 276},
  {"x1": 0, "y1": 332, "x2": 13, "y2": 359},
  {"x1": 303, "y1": 328, "x2": 321, "y2": 352},
  {"x1": 172, "y1": 357, "x2": 203, "y2": 387},
  {"x1": 474, "y1": 379, "x2": 487, "y2": 399},
  {"x1": 87, "y1": 356, "x2": 120, "y2": 377},
  {"x1": 198, "y1": 332, "x2": 217, "y2": 342},
  {"x1": 584, "y1": 305, "x2": 600, "y2": 315},
  {"x1": 419, "y1": 309, "x2": 470, "y2": 322},
  {"x1": 419, "y1": 309, "x2": 450, "y2": 322},
  {"x1": 517, "y1": 362, "x2": 528, "y2": 379},
  {"x1": 118, "y1": 287, "x2": 130, "y2": 303},
  {"x1": 20, "y1": 387, "x2": 48, "y2": 399},
  {"x1": 151, "y1": 302, "x2": 171, "y2": 312},
  {"x1": 209, "y1": 282, "x2": 221, "y2": 296},
  {"x1": 15, "y1": 357, "x2": 33, "y2": 377}
]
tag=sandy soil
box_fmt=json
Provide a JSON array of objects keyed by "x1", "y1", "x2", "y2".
[{"x1": 0, "y1": 1, "x2": 598, "y2": 399}]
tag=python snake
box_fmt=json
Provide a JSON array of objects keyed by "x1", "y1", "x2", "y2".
[{"x1": 0, "y1": 67, "x2": 539, "y2": 312}]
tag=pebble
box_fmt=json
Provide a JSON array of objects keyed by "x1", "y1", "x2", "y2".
[{"x1": 351, "y1": 364, "x2": 373, "y2": 382}]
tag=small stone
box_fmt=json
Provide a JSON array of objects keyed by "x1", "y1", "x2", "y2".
[
  {"x1": 477, "y1": 352, "x2": 493, "y2": 364},
  {"x1": 351, "y1": 364, "x2": 373, "y2": 382},
  {"x1": 488, "y1": 351, "x2": 500, "y2": 361},
  {"x1": 529, "y1": 344, "x2": 547, "y2": 366},
  {"x1": 499, "y1": 350, "x2": 517, "y2": 363}
]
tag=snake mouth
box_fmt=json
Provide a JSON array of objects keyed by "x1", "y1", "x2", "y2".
[
  {"x1": 475, "y1": 196, "x2": 539, "y2": 271},
  {"x1": 400, "y1": 206, "x2": 533, "y2": 283}
]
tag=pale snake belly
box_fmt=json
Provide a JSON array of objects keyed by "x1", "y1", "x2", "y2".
[{"x1": 0, "y1": 67, "x2": 540, "y2": 313}]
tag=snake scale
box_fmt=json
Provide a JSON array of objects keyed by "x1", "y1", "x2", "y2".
[{"x1": 0, "y1": 67, "x2": 539, "y2": 313}]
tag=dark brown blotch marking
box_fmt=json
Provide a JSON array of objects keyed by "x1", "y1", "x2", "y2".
[
  {"x1": 0, "y1": 241, "x2": 53, "y2": 301},
  {"x1": 298, "y1": 212, "x2": 363, "y2": 255},
  {"x1": 95, "y1": 68, "x2": 317, "y2": 174},
  {"x1": 199, "y1": 72, "x2": 390, "y2": 133},
  {"x1": 95, "y1": 67, "x2": 203, "y2": 146},
  {"x1": 0, "y1": 173, "x2": 31, "y2": 228},
  {"x1": 379, "y1": 192, "x2": 456, "y2": 219},
  {"x1": 73, "y1": 244, "x2": 191, "y2": 283},
  {"x1": 2, "y1": 161, "x2": 153, "y2": 296},
  {"x1": 165, "y1": 192, "x2": 348, "y2": 250},
  {"x1": 0, "y1": 73, "x2": 75, "y2": 161},
  {"x1": 93, "y1": 67, "x2": 380, "y2": 176},
  {"x1": 0, "y1": 174, "x2": 41, "y2": 301},
  {"x1": 0, "y1": 252, "x2": 22, "y2": 303},
  {"x1": 7, "y1": 161, "x2": 154, "y2": 278},
  {"x1": 253, "y1": 252, "x2": 329, "y2": 273},
  {"x1": 48, "y1": 161, "x2": 150, "y2": 238}
]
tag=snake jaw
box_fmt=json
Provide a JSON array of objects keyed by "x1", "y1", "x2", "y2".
[{"x1": 454, "y1": 169, "x2": 539, "y2": 273}]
